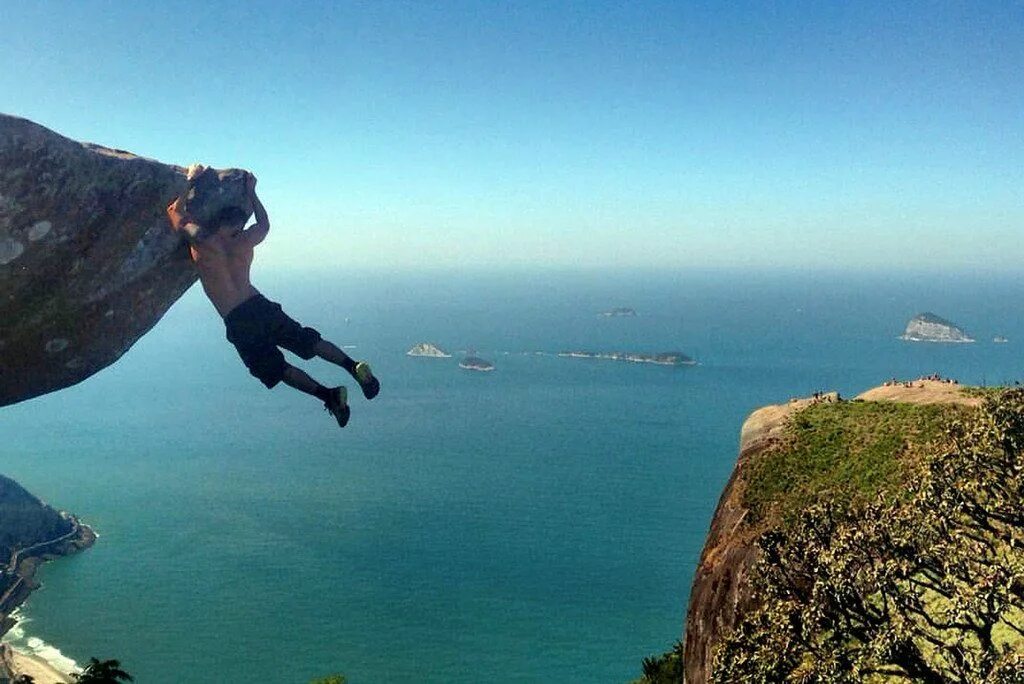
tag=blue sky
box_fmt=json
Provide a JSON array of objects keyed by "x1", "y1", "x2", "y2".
[{"x1": 2, "y1": 1, "x2": 1021, "y2": 272}]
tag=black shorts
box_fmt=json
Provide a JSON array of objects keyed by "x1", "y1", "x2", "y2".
[{"x1": 224, "y1": 294, "x2": 322, "y2": 388}]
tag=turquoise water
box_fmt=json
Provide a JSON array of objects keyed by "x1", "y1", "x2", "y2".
[{"x1": 1, "y1": 269, "x2": 1022, "y2": 683}]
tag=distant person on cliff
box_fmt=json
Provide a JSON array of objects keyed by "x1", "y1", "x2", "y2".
[{"x1": 166, "y1": 172, "x2": 379, "y2": 427}]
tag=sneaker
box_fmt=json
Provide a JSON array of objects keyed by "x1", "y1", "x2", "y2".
[
  {"x1": 354, "y1": 362, "x2": 380, "y2": 400},
  {"x1": 323, "y1": 386, "x2": 350, "y2": 428}
]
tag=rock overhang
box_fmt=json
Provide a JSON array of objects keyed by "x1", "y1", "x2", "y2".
[{"x1": 0, "y1": 113, "x2": 251, "y2": 406}]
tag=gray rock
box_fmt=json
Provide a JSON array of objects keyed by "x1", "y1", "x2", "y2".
[
  {"x1": 900, "y1": 312, "x2": 974, "y2": 343},
  {"x1": 407, "y1": 342, "x2": 451, "y2": 358},
  {"x1": 0, "y1": 114, "x2": 252, "y2": 406}
]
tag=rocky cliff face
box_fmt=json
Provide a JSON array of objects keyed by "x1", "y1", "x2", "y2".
[
  {"x1": 0, "y1": 114, "x2": 251, "y2": 407},
  {"x1": 681, "y1": 383, "x2": 979, "y2": 683},
  {"x1": 681, "y1": 396, "x2": 815, "y2": 683}
]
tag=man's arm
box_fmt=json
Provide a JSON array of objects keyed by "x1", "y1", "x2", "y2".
[
  {"x1": 166, "y1": 197, "x2": 202, "y2": 241},
  {"x1": 242, "y1": 172, "x2": 270, "y2": 247}
]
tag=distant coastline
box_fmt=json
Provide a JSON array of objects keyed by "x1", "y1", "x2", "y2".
[
  {"x1": 1, "y1": 514, "x2": 96, "y2": 638},
  {"x1": 0, "y1": 487, "x2": 95, "y2": 684}
]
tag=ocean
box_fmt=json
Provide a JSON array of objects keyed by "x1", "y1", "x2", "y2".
[{"x1": 1, "y1": 269, "x2": 1022, "y2": 683}]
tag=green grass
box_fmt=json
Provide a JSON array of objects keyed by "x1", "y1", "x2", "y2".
[
  {"x1": 743, "y1": 400, "x2": 969, "y2": 525},
  {"x1": 961, "y1": 385, "x2": 1012, "y2": 399}
]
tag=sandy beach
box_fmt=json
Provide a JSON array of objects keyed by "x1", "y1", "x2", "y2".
[{"x1": 9, "y1": 649, "x2": 74, "y2": 683}]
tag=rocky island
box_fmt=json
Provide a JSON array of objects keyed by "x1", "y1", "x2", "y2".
[
  {"x1": 0, "y1": 474, "x2": 95, "y2": 680},
  {"x1": 900, "y1": 312, "x2": 974, "y2": 343},
  {"x1": 459, "y1": 356, "x2": 494, "y2": 372},
  {"x1": 558, "y1": 351, "x2": 695, "y2": 366},
  {"x1": 406, "y1": 342, "x2": 451, "y2": 358},
  {"x1": 600, "y1": 307, "x2": 637, "y2": 317}
]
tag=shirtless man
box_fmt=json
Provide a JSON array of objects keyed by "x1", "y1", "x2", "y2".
[{"x1": 166, "y1": 173, "x2": 379, "y2": 427}]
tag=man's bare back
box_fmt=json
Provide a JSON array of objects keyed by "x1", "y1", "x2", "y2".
[
  {"x1": 165, "y1": 173, "x2": 379, "y2": 428},
  {"x1": 189, "y1": 227, "x2": 260, "y2": 317}
]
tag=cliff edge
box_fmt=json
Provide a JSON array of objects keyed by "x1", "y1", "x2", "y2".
[
  {"x1": 0, "y1": 113, "x2": 251, "y2": 407},
  {"x1": 681, "y1": 380, "x2": 983, "y2": 683}
]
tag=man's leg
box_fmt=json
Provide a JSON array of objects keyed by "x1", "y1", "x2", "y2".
[
  {"x1": 312, "y1": 339, "x2": 359, "y2": 375},
  {"x1": 282, "y1": 364, "x2": 332, "y2": 401},
  {"x1": 263, "y1": 298, "x2": 380, "y2": 400},
  {"x1": 282, "y1": 364, "x2": 350, "y2": 427},
  {"x1": 312, "y1": 339, "x2": 380, "y2": 400}
]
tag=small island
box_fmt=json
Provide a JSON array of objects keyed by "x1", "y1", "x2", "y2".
[
  {"x1": 558, "y1": 351, "x2": 696, "y2": 366},
  {"x1": 459, "y1": 356, "x2": 495, "y2": 372},
  {"x1": 600, "y1": 307, "x2": 637, "y2": 317},
  {"x1": 900, "y1": 313, "x2": 974, "y2": 343},
  {"x1": 994, "y1": 336, "x2": 1009, "y2": 344},
  {"x1": 407, "y1": 342, "x2": 451, "y2": 358}
]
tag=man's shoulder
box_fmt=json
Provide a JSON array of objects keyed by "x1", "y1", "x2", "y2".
[{"x1": 241, "y1": 223, "x2": 270, "y2": 247}]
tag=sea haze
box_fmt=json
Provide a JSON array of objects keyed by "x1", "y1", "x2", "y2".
[{"x1": 1, "y1": 269, "x2": 1022, "y2": 683}]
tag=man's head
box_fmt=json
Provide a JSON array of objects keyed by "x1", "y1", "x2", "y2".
[{"x1": 208, "y1": 205, "x2": 249, "y2": 235}]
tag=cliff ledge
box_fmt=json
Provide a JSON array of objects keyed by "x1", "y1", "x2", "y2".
[
  {"x1": 0, "y1": 113, "x2": 251, "y2": 407},
  {"x1": 681, "y1": 379, "x2": 984, "y2": 683}
]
